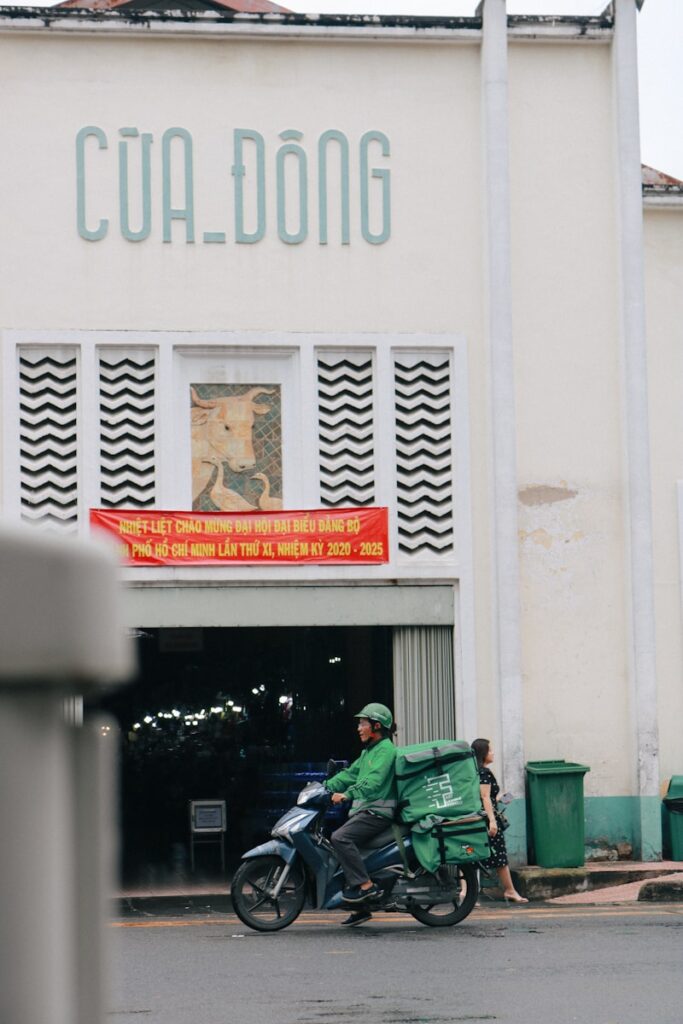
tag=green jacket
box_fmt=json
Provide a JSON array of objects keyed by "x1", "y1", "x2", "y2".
[{"x1": 325, "y1": 737, "x2": 397, "y2": 819}]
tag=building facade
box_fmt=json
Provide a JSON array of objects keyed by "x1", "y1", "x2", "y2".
[{"x1": 1, "y1": 0, "x2": 681, "y2": 873}]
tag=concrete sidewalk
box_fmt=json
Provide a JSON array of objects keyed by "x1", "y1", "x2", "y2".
[
  {"x1": 115, "y1": 860, "x2": 683, "y2": 915},
  {"x1": 510, "y1": 859, "x2": 683, "y2": 903}
]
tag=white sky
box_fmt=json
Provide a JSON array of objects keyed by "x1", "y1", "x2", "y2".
[{"x1": 2, "y1": 0, "x2": 681, "y2": 178}]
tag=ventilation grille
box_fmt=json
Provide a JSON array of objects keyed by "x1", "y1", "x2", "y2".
[
  {"x1": 99, "y1": 350, "x2": 156, "y2": 508},
  {"x1": 19, "y1": 349, "x2": 79, "y2": 529},
  {"x1": 394, "y1": 354, "x2": 454, "y2": 556},
  {"x1": 317, "y1": 352, "x2": 375, "y2": 507}
]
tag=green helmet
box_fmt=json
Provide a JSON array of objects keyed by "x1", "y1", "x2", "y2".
[{"x1": 354, "y1": 702, "x2": 393, "y2": 729}]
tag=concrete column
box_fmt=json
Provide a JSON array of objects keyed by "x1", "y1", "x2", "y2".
[
  {"x1": 0, "y1": 698, "x2": 77, "y2": 1024},
  {"x1": 613, "y1": 0, "x2": 661, "y2": 859},
  {"x1": 0, "y1": 525, "x2": 133, "y2": 1023},
  {"x1": 480, "y1": 0, "x2": 526, "y2": 860}
]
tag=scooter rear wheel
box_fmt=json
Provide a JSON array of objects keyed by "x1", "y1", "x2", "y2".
[
  {"x1": 408, "y1": 864, "x2": 479, "y2": 927},
  {"x1": 232, "y1": 855, "x2": 306, "y2": 932}
]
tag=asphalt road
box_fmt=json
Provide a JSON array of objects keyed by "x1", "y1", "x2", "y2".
[{"x1": 108, "y1": 904, "x2": 683, "y2": 1024}]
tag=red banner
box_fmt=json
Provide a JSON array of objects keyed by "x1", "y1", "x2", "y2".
[{"x1": 90, "y1": 507, "x2": 389, "y2": 566}]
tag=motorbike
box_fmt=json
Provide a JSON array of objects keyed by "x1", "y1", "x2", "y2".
[{"x1": 231, "y1": 778, "x2": 482, "y2": 932}]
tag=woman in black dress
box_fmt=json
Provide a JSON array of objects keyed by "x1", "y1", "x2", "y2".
[{"x1": 472, "y1": 738, "x2": 528, "y2": 903}]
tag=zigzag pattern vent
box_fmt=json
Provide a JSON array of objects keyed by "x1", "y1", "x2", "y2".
[
  {"x1": 19, "y1": 349, "x2": 79, "y2": 530},
  {"x1": 394, "y1": 355, "x2": 454, "y2": 556},
  {"x1": 317, "y1": 352, "x2": 375, "y2": 507},
  {"x1": 99, "y1": 351, "x2": 156, "y2": 508}
]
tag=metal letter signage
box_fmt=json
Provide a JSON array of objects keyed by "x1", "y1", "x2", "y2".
[
  {"x1": 162, "y1": 128, "x2": 195, "y2": 243},
  {"x1": 76, "y1": 126, "x2": 109, "y2": 241},
  {"x1": 119, "y1": 128, "x2": 152, "y2": 242},
  {"x1": 232, "y1": 129, "x2": 266, "y2": 244},
  {"x1": 75, "y1": 126, "x2": 391, "y2": 246}
]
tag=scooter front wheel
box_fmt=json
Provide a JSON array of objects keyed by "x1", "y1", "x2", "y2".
[
  {"x1": 232, "y1": 855, "x2": 306, "y2": 932},
  {"x1": 409, "y1": 864, "x2": 479, "y2": 927}
]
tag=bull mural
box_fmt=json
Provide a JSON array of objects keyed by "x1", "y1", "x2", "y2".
[{"x1": 190, "y1": 384, "x2": 283, "y2": 512}]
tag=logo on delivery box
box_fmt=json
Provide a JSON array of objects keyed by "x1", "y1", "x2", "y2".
[{"x1": 424, "y1": 773, "x2": 464, "y2": 812}]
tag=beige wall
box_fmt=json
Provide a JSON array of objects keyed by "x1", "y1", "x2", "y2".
[
  {"x1": 0, "y1": 27, "x2": 496, "y2": 757},
  {"x1": 0, "y1": 34, "x2": 482, "y2": 335},
  {"x1": 1, "y1": 25, "x2": 678, "y2": 801},
  {"x1": 644, "y1": 207, "x2": 683, "y2": 786}
]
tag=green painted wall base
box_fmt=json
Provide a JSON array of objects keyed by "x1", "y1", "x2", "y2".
[
  {"x1": 502, "y1": 797, "x2": 527, "y2": 866},
  {"x1": 584, "y1": 796, "x2": 662, "y2": 860},
  {"x1": 506, "y1": 796, "x2": 663, "y2": 866}
]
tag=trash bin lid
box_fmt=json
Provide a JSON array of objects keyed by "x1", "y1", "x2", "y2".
[
  {"x1": 665, "y1": 776, "x2": 683, "y2": 801},
  {"x1": 526, "y1": 759, "x2": 590, "y2": 775},
  {"x1": 664, "y1": 797, "x2": 683, "y2": 813}
]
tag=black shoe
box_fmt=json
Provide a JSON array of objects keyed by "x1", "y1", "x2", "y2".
[
  {"x1": 342, "y1": 883, "x2": 381, "y2": 904},
  {"x1": 341, "y1": 909, "x2": 373, "y2": 927}
]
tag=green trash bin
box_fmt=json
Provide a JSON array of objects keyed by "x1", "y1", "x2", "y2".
[
  {"x1": 663, "y1": 776, "x2": 683, "y2": 861},
  {"x1": 526, "y1": 759, "x2": 590, "y2": 868}
]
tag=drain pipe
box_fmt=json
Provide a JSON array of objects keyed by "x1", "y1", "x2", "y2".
[
  {"x1": 479, "y1": 0, "x2": 526, "y2": 858},
  {"x1": 613, "y1": 0, "x2": 661, "y2": 859}
]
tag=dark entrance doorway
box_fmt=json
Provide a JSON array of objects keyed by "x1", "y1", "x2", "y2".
[{"x1": 101, "y1": 625, "x2": 393, "y2": 883}]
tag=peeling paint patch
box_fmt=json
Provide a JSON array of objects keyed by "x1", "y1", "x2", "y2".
[
  {"x1": 519, "y1": 528, "x2": 554, "y2": 549},
  {"x1": 567, "y1": 530, "x2": 585, "y2": 543},
  {"x1": 518, "y1": 484, "x2": 578, "y2": 507},
  {"x1": 519, "y1": 527, "x2": 586, "y2": 552}
]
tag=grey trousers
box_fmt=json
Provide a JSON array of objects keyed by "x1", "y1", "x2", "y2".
[{"x1": 330, "y1": 810, "x2": 389, "y2": 887}]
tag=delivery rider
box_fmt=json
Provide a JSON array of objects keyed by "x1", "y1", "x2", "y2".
[{"x1": 325, "y1": 703, "x2": 397, "y2": 911}]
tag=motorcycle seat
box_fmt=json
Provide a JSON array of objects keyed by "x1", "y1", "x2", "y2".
[{"x1": 360, "y1": 821, "x2": 410, "y2": 851}]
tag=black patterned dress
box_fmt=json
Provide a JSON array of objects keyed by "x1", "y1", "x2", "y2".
[{"x1": 479, "y1": 766, "x2": 508, "y2": 869}]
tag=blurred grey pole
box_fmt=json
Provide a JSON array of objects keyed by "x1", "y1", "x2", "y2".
[{"x1": 0, "y1": 525, "x2": 133, "y2": 1024}]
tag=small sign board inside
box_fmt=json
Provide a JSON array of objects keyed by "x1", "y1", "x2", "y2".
[{"x1": 191, "y1": 800, "x2": 226, "y2": 833}]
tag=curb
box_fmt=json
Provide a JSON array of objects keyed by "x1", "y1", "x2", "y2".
[
  {"x1": 116, "y1": 893, "x2": 233, "y2": 916},
  {"x1": 113, "y1": 869, "x2": 683, "y2": 914},
  {"x1": 511, "y1": 867, "x2": 682, "y2": 901},
  {"x1": 638, "y1": 878, "x2": 683, "y2": 902}
]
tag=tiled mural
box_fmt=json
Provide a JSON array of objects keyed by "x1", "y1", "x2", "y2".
[{"x1": 190, "y1": 383, "x2": 282, "y2": 512}]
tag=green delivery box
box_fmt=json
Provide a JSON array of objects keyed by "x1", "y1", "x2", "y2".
[
  {"x1": 395, "y1": 740, "x2": 482, "y2": 823},
  {"x1": 411, "y1": 814, "x2": 490, "y2": 872}
]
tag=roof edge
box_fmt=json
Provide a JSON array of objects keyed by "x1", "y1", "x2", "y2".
[
  {"x1": 0, "y1": 8, "x2": 483, "y2": 27},
  {"x1": 0, "y1": 7, "x2": 621, "y2": 50},
  {"x1": 0, "y1": 7, "x2": 615, "y2": 34}
]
